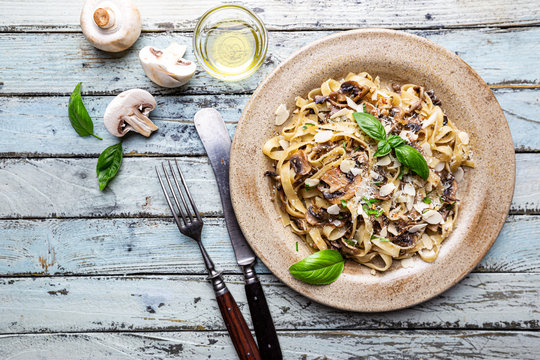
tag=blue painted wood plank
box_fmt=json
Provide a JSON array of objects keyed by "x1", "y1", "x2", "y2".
[
  {"x1": 0, "y1": 216, "x2": 537, "y2": 276},
  {"x1": 0, "y1": 273, "x2": 537, "y2": 333},
  {"x1": 0, "y1": 89, "x2": 537, "y2": 156},
  {"x1": 0, "y1": 29, "x2": 539, "y2": 96},
  {"x1": 1, "y1": 0, "x2": 539, "y2": 31}
]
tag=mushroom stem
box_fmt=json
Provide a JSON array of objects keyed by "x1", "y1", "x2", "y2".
[
  {"x1": 93, "y1": 7, "x2": 115, "y2": 28},
  {"x1": 123, "y1": 110, "x2": 158, "y2": 137}
]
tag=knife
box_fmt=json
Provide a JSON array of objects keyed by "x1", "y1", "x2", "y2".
[{"x1": 194, "y1": 108, "x2": 282, "y2": 360}]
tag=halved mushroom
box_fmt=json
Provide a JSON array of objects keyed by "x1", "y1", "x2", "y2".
[
  {"x1": 104, "y1": 89, "x2": 158, "y2": 137},
  {"x1": 139, "y1": 43, "x2": 197, "y2": 88},
  {"x1": 80, "y1": 0, "x2": 141, "y2": 52}
]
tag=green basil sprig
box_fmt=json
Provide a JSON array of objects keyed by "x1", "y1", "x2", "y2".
[
  {"x1": 68, "y1": 82, "x2": 102, "y2": 140},
  {"x1": 353, "y1": 112, "x2": 429, "y2": 180},
  {"x1": 289, "y1": 249, "x2": 345, "y2": 285},
  {"x1": 96, "y1": 143, "x2": 123, "y2": 190}
]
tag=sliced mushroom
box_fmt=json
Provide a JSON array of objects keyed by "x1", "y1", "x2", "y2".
[
  {"x1": 289, "y1": 150, "x2": 312, "y2": 176},
  {"x1": 339, "y1": 81, "x2": 369, "y2": 102},
  {"x1": 104, "y1": 89, "x2": 158, "y2": 137},
  {"x1": 306, "y1": 205, "x2": 328, "y2": 226},
  {"x1": 80, "y1": 0, "x2": 141, "y2": 52},
  {"x1": 139, "y1": 43, "x2": 197, "y2": 88},
  {"x1": 403, "y1": 86, "x2": 425, "y2": 115},
  {"x1": 442, "y1": 177, "x2": 458, "y2": 202},
  {"x1": 319, "y1": 168, "x2": 351, "y2": 193}
]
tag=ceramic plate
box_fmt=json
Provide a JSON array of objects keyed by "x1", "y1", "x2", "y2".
[{"x1": 229, "y1": 29, "x2": 515, "y2": 311}]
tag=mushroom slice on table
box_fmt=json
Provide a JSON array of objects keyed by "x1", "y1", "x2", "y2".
[
  {"x1": 139, "y1": 43, "x2": 197, "y2": 88},
  {"x1": 80, "y1": 0, "x2": 141, "y2": 52},
  {"x1": 104, "y1": 89, "x2": 158, "y2": 137}
]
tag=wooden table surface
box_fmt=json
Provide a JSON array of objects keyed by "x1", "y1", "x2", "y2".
[{"x1": 1, "y1": 1, "x2": 539, "y2": 359}]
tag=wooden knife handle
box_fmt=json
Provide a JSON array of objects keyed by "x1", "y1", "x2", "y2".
[
  {"x1": 245, "y1": 269, "x2": 282, "y2": 359},
  {"x1": 216, "y1": 289, "x2": 262, "y2": 360}
]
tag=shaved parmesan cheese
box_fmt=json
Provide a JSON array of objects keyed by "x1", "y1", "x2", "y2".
[
  {"x1": 330, "y1": 108, "x2": 352, "y2": 119},
  {"x1": 422, "y1": 210, "x2": 443, "y2": 224},
  {"x1": 339, "y1": 159, "x2": 356, "y2": 173},
  {"x1": 278, "y1": 139, "x2": 289, "y2": 149},
  {"x1": 305, "y1": 178, "x2": 320, "y2": 187},
  {"x1": 327, "y1": 204, "x2": 340, "y2": 215},
  {"x1": 346, "y1": 97, "x2": 361, "y2": 112},
  {"x1": 274, "y1": 104, "x2": 289, "y2": 125},
  {"x1": 351, "y1": 167, "x2": 362, "y2": 176},
  {"x1": 408, "y1": 223, "x2": 427, "y2": 233},
  {"x1": 379, "y1": 227, "x2": 388, "y2": 238},
  {"x1": 375, "y1": 156, "x2": 391, "y2": 166},
  {"x1": 434, "y1": 161, "x2": 445, "y2": 172},
  {"x1": 414, "y1": 202, "x2": 430, "y2": 213},
  {"x1": 402, "y1": 183, "x2": 416, "y2": 196},
  {"x1": 314, "y1": 130, "x2": 333, "y2": 143},
  {"x1": 388, "y1": 222, "x2": 398, "y2": 236},
  {"x1": 379, "y1": 183, "x2": 396, "y2": 197},
  {"x1": 458, "y1": 131, "x2": 470, "y2": 145},
  {"x1": 421, "y1": 142, "x2": 432, "y2": 156},
  {"x1": 401, "y1": 257, "x2": 415, "y2": 268},
  {"x1": 423, "y1": 111, "x2": 437, "y2": 128},
  {"x1": 453, "y1": 166, "x2": 464, "y2": 182}
]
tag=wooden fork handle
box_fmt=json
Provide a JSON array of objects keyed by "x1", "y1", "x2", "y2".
[{"x1": 216, "y1": 289, "x2": 262, "y2": 360}]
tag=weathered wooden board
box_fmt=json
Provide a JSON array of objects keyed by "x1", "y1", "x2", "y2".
[
  {"x1": 0, "y1": 216, "x2": 537, "y2": 276},
  {"x1": 0, "y1": 88, "x2": 538, "y2": 157},
  {"x1": 0, "y1": 273, "x2": 538, "y2": 333},
  {"x1": 2, "y1": 0, "x2": 540, "y2": 32},
  {"x1": 1, "y1": 28, "x2": 539, "y2": 96},
  {"x1": 0, "y1": 330, "x2": 538, "y2": 360},
  {"x1": 0, "y1": 154, "x2": 536, "y2": 218}
]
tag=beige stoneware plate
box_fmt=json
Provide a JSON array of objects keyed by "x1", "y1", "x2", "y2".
[{"x1": 230, "y1": 29, "x2": 515, "y2": 312}]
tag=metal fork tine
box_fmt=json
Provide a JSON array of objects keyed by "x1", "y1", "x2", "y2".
[
  {"x1": 175, "y1": 159, "x2": 202, "y2": 221},
  {"x1": 168, "y1": 160, "x2": 194, "y2": 222},
  {"x1": 161, "y1": 162, "x2": 189, "y2": 224},
  {"x1": 155, "y1": 166, "x2": 185, "y2": 227}
]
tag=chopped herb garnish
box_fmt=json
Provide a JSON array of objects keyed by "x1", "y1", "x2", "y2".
[
  {"x1": 343, "y1": 141, "x2": 347, "y2": 150},
  {"x1": 354, "y1": 146, "x2": 360, "y2": 152},
  {"x1": 341, "y1": 200, "x2": 348, "y2": 207},
  {"x1": 296, "y1": 242, "x2": 298, "y2": 252},
  {"x1": 373, "y1": 181, "x2": 381, "y2": 186},
  {"x1": 363, "y1": 103, "x2": 367, "y2": 112},
  {"x1": 305, "y1": 122, "x2": 315, "y2": 126},
  {"x1": 371, "y1": 235, "x2": 390, "y2": 242},
  {"x1": 302, "y1": 125, "x2": 307, "y2": 130},
  {"x1": 345, "y1": 239, "x2": 356, "y2": 246},
  {"x1": 305, "y1": 183, "x2": 315, "y2": 190},
  {"x1": 423, "y1": 197, "x2": 432, "y2": 204}
]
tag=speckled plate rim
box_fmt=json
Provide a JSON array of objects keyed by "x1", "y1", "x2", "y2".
[{"x1": 230, "y1": 29, "x2": 515, "y2": 312}]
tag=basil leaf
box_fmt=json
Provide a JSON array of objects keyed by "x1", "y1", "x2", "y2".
[
  {"x1": 387, "y1": 134, "x2": 405, "y2": 148},
  {"x1": 394, "y1": 144, "x2": 429, "y2": 180},
  {"x1": 373, "y1": 140, "x2": 392, "y2": 157},
  {"x1": 353, "y1": 112, "x2": 386, "y2": 141},
  {"x1": 96, "y1": 143, "x2": 123, "y2": 190},
  {"x1": 289, "y1": 249, "x2": 345, "y2": 285},
  {"x1": 69, "y1": 82, "x2": 102, "y2": 140}
]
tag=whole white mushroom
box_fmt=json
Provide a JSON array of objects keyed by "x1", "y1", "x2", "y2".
[
  {"x1": 80, "y1": 0, "x2": 141, "y2": 52},
  {"x1": 139, "y1": 43, "x2": 197, "y2": 88}
]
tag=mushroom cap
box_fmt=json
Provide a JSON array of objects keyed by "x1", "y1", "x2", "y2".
[
  {"x1": 104, "y1": 89, "x2": 158, "y2": 137},
  {"x1": 139, "y1": 42, "x2": 197, "y2": 88},
  {"x1": 80, "y1": 0, "x2": 141, "y2": 52}
]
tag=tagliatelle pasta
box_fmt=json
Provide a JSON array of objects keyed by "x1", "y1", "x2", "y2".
[{"x1": 263, "y1": 72, "x2": 474, "y2": 272}]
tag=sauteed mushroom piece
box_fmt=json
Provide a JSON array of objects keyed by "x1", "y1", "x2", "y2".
[
  {"x1": 339, "y1": 81, "x2": 369, "y2": 102},
  {"x1": 80, "y1": 0, "x2": 141, "y2": 52},
  {"x1": 104, "y1": 89, "x2": 158, "y2": 137},
  {"x1": 289, "y1": 150, "x2": 312, "y2": 176}
]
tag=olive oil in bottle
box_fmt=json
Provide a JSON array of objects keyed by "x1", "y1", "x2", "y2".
[{"x1": 202, "y1": 20, "x2": 263, "y2": 80}]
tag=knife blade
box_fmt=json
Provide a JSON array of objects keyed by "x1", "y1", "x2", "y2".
[{"x1": 194, "y1": 108, "x2": 282, "y2": 360}]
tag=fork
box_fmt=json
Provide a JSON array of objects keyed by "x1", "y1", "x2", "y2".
[{"x1": 156, "y1": 160, "x2": 261, "y2": 360}]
